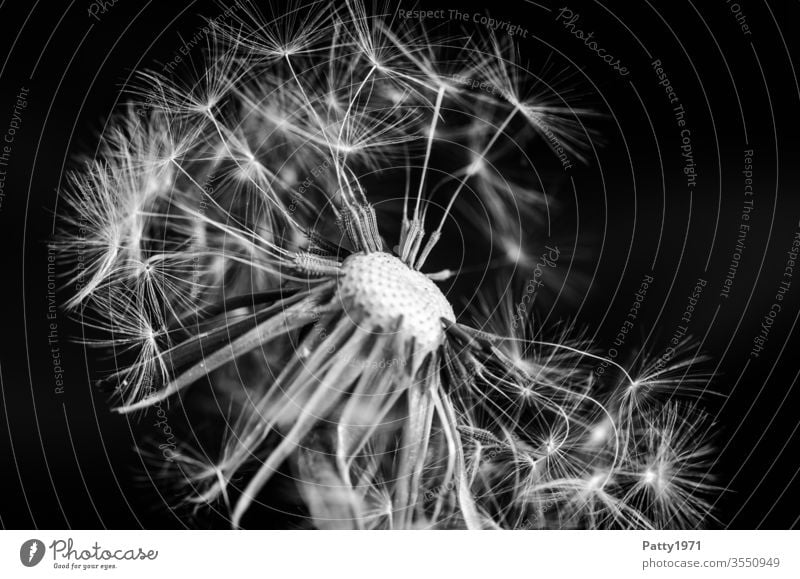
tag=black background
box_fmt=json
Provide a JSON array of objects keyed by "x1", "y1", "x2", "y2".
[{"x1": 1, "y1": 0, "x2": 799, "y2": 529}]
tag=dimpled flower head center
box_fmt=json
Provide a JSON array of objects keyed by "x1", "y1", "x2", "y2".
[{"x1": 337, "y1": 252, "x2": 455, "y2": 353}]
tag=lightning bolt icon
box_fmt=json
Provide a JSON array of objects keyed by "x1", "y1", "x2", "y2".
[{"x1": 28, "y1": 542, "x2": 38, "y2": 563}]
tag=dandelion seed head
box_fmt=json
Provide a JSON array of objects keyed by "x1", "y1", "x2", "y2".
[
  {"x1": 57, "y1": 0, "x2": 720, "y2": 530},
  {"x1": 337, "y1": 252, "x2": 454, "y2": 355}
]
